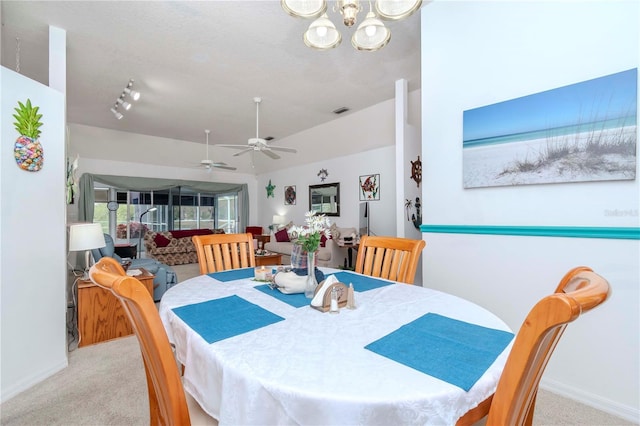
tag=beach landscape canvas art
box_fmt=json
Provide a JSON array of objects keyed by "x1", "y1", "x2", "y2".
[{"x1": 463, "y1": 68, "x2": 637, "y2": 188}]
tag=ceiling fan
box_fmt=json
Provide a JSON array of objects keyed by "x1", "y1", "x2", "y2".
[
  {"x1": 218, "y1": 97, "x2": 297, "y2": 160},
  {"x1": 199, "y1": 130, "x2": 236, "y2": 171}
]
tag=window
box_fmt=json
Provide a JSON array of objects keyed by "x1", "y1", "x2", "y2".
[{"x1": 94, "y1": 187, "x2": 239, "y2": 244}]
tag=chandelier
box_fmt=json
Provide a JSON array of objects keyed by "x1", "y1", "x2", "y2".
[{"x1": 281, "y1": 0, "x2": 423, "y2": 51}]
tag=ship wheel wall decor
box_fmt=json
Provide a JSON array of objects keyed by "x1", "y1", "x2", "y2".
[{"x1": 410, "y1": 155, "x2": 422, "y2": 187}]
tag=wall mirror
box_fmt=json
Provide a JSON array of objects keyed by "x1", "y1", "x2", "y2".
[{"x1": 309, "y1": 182, "x2": 340, "y2": 216}]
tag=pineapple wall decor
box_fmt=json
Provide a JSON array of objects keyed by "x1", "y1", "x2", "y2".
[{"x1": 13, "y1": 99, "x2": 44, "y2": 172}]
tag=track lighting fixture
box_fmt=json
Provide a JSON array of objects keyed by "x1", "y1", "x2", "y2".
[
  {"x1": 110, "y1": 106, "x2": 123, "y2": 120},
  {"x1": 110, "y1": 79, "x2": 141, "y2": 119},
  {"x1": 117, "y1": 96, "x2": 131, "y2": 110},
  {"x1": 124, "y1": 80, "x2": 141, "y2": 101}
]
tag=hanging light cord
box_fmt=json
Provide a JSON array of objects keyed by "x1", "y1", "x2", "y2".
[{"x1": 15, "y1": 37, "x2": 21, "y2": 73}]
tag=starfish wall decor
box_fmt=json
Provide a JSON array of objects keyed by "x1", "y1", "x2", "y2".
[{"x1": 266, "y1": 179, "x2": 275, "y2": 198}]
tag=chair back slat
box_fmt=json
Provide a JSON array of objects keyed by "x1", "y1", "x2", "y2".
[
  {"x1": 355, "y1": 235, "x2": 426, "y2": 284},
  {"x1": 193, "y1": 233, "x2": 256, "y2": 275},
  {"x1": 89, "y1": 257, "x2": 190, "y2": 426}
]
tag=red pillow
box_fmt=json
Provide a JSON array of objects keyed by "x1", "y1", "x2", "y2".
[
  {"x1": 320, "y1": 233, "x2": 327, "y2": 247},
  {"x1": 154, "y1": 233, "x2": 171, "y2": 247},
  {"x1": 275, "y1": 228, "x2": 290, "y2": 242}
]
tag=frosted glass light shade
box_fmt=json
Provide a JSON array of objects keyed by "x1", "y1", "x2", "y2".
[
  {"x1": 352, "y1": 12, "x2": 391, "y2": 51},
  {"x1": 304, "y1": 14, "x2": 341, "y2": 50},
  {"x1": 374, "y1": 0, "x2": 422, "y2": 20},
  {"x1": 281, "y1": 0, "x2": 327, "y2": 18}
]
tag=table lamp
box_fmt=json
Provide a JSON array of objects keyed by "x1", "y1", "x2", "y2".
[
  {"x1": 69, "y1": 223, "x2": 106, "y2": 279},
  {"x1": 272, "y1": 215, "x2": 286, "y2": 230}
]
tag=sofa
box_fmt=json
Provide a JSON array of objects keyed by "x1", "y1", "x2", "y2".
[
  {"x1": 92, "y1": 234, "x2": 177, "y2": 302},
  {"x1": 143, "y1": 228, "x2": 225, "y2": 266},
  {"x1": 264, "y1": 224, "x2": 357, "y2": 268}
]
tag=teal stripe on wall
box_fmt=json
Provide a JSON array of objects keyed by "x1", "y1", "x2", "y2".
[{"x1": 419, "y1": 225, "x2": 640, "y2": 240}]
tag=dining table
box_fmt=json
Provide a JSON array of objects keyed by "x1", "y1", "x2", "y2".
[{"x1": 159, "y1": 267, "x2": 514, "y2": 425}]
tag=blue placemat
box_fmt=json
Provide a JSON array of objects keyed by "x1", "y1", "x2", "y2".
[
  {"x1": 208, "y1": 267, "x2": 255, "y2": 282},
  {"x1": 332, "y1": 271, "x2": 393, "y2": 292},
  {"x1": 254, "y1": 284, "x2": 310, "y2": 308},
  {"x1": 365, "y1": 313, "x2": 514, "y2": 391},
  {"x1": 172, "y1": 295, "x2": 284, "y2": 343}
]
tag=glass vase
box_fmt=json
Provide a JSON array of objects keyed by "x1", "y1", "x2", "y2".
[{"x1": 304, "y1": 250, "x2": 318, "y2": 299}]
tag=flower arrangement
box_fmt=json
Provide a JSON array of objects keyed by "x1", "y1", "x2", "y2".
[{"x1": 290, "y1": 211, "x2": 332, "y2": 253}]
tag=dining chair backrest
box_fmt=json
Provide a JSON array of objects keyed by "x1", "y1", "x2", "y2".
[
  {"x1": 193, "y1": 232, "x2": 256, "y2": 275},
  {"x1": 458, "y1": 266, "x2": 611, "y2": 426},
  {"x1": 89, "y1": 257, "x2": 190, "y2": 425},
  {"x1": 354, "y1": 235, "x2": 426, "y2": 284}
]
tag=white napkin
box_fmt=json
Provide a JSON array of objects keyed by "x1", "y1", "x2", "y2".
[
  {"x1": 274, "y1": 271, "x2": 307, "y2": 294},
  {"x1": 311, "y1": 274, "x2": 338, "y2": 307}
]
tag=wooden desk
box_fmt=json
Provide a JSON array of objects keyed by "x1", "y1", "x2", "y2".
[
  {"x1": 77, "y1": 268, "x2": 154, "y2": 347},
  {"x1": 114, "y1": 242, "x2": 137, "y2": 259},
  {"x1": 337, "y1": 240, "x2": 360, "y2": 270},
  {"x1": 254, "y1": 253, "x2": 282, "y2": 266}
]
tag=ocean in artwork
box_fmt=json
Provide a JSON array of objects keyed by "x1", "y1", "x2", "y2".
[{"x1": 462, "y1": 69, "x2": 637, "y2": 189}]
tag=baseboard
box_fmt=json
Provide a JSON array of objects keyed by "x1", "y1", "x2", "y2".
[
  {"x1": 0, "y1": 358, "x2": 68, "y2": 404},
  {"x1": 540, "y1": 378, "x2": 639, "y2": 423}
]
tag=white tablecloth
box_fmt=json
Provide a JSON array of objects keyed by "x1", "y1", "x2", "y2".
[{"x1": 159, "y1": 268, "x2": 512, "y2": 425}]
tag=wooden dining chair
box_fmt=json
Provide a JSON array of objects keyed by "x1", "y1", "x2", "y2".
[
  {"x1": 456, "y1": 266, "x2": 611, "y2": 426},
  {"x1": 354, "y1": 235, "x2": 426, "y2": 284},
  {"x1": 89, "y1": 257, "x2": 216, "y2": 426},
  {"x1": 192, "y1": 232, "x2": 256, "y2": 275}
]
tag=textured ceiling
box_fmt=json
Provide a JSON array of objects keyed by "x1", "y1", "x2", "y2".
[{"x1": 1, "y1": 1, "x2": 423, "y2": 174}]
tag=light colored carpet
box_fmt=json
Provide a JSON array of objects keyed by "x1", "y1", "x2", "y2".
[
  {"x1": 171, "y1": 262, "x2": 202, "y2": 282},
  {"x1": 3, "y1": 334, "x2": 635, "y2": 426},
  {"x1": 2, "y1": 263, "x2": 636, "y2": 425}
]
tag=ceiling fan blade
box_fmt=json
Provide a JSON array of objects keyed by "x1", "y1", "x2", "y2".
[
  {"x1": 262, "y1": 149, "x2": 280, "y2": 160},
  {"x1": 218, "y1": 144, "x2": 251, "y2": 150},
  {"x1": 233, "y1": 148, "x2": 254, "y2": 157},
  {"x1": 269, "y1": 146, "x2": 297, "y2": 153},
  {"x1": 213, "y1": 164, "x2": 237, "y2": 170}
]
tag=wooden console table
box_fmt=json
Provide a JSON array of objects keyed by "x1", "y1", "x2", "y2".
[{"x1": 77, "y1": 268, "x2": 154, "y2": 347}]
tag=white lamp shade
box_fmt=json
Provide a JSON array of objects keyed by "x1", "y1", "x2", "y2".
[
  {"x1": 304, "y1": 14, "x2": 342, "y2": 50},
  {"x1": 69, "y1": 223, "x2": 106, "y2": 251},
  {"x1": 281, "y1": 0, "x2": 326, "y2": 18},
  {"x1": 352, "y1": 12, "x2": 391, "y2": 51},
  {"x1": 374, "y1": 0, "x2": 422, "y2": 21},
  {"x1": 273, "y1": 215, "x2": 287, "y2": 225}
]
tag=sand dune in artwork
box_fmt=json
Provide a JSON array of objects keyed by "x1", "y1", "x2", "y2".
[{"x1": 463, "y1": 125, "x2": 636, "y2": 188}]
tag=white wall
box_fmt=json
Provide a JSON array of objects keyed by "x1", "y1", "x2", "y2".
[
  {"x1": 254, "y1": 88, "x2": 421, "y2": 239},
  {"x1": 421, "y1": 1, "x2": 639, "y2": 421},
  {"x1": 1, "y1": 67, "x2": 68, "y2": 401},
  {"x1": 256, "y1": 145, "x2": 397, "y2": 238}
]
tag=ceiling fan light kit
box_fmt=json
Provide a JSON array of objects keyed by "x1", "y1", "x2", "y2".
[{"x1": 282, "y1": 0, "x2": 422, "y2": 51}]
